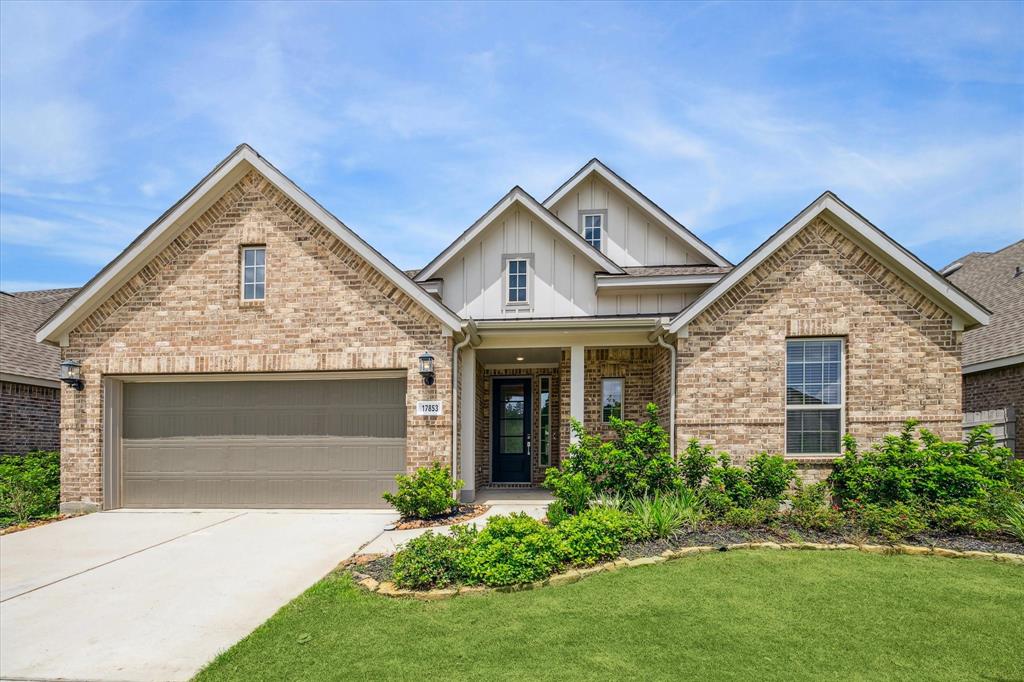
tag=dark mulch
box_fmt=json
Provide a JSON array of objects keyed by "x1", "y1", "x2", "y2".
[
  {"x1": 392, "y1": 504, "x2": 489, "y2": 530},
  {"x1": 620, "y1": 523, "x2": 1024, "y2": 558},
  {"x1": 0, "y1": 515, "x2": 68, "y2": 535},
  {"x1": 354, "y1": 554, "x2": 394, "y2": 583}
]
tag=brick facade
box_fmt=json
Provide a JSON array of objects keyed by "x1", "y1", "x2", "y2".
[
  {"x1": 60, "y1": 169, "x2": 453, "y2": 510},
  {"x1": 676, "y1": 217, "x2": 962, "y2": 468},
  {"x1": 0, "y1": 381, "x2": 61, "y2": 454},
  {"x1": 963, "y1": 363, "x2": 1024, "y2": 457}
]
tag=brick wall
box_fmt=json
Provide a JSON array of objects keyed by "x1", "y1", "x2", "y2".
[
  {"x1": 60, "y1": 169, "x2": 453, "y2": 509},
  {"x1": 963, "y1": 363, "x2": 1024, "y2": 457},
  {"x1": 0, "y1": 381, "x2": 60, "y2": 454},
  {"x1": 676, "y1": 217, "x2": 962, "y2": 468}
]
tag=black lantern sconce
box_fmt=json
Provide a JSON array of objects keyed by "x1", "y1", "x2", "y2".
[
  {"x1": 60, "y1": 359, "x2": 84, "y2": 391},
  {"x1": 418, "y1": 351, "x2": 435, "y2": 386}
]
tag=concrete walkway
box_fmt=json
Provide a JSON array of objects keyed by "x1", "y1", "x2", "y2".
[
  {"x1": 0, "y1": 509, "x2": 395, "y2": 682},
  {"x1": 358, "y1": 488, "x2": 552, "y2": 555}
]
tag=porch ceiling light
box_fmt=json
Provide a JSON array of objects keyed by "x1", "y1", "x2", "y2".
[
  {"x1": 59, "y1": 359, "x2": 84, "y2": 390},
  {"x1": 516, "y1": 356, "x2": 525, "y2": 361},
  {"x1": 418, "y1": 351, "x2": 435, "y2": 386}
]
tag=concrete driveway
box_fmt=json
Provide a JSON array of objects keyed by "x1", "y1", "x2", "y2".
[{"x1": 0, "y1": 509, "x2": 395, "y2": 682}]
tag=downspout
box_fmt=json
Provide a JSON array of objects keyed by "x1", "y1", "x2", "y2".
[
  {"x1": 451, "y1": 323, "x2": 476, "y2": 499},
  {"x1": 655, "y1": 330, "x2": 677, "y2": 458}
]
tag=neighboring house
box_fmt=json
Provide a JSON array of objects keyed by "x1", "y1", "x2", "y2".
[
  {"x1": 36, "y1": 145, "x2": 989, "y2": 513},
  {"x1": 942, "y1": 241, "x2": 1024, "y2": 456},
  {"x1": 1, "y1": 288, "x2": 78, "y2": 453}
]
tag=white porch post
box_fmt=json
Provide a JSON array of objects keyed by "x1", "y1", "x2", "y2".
[
  {"x1": 570, "y1": 344, "x2": 585, "y2": 444},
  {"x1": 460, "y1": 346, "x2": 476, "y2": 501}
]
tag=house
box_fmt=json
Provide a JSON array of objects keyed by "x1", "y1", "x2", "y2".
[
  {"x1": 36, "y1": 145, "x2": 989, "y2": 513},
  {"x1": 942, "y1": 241, "x2": 1023, "y2": 456},
  {"x1": 1, "y1": 288, "x2": 78, "y2": 453}
]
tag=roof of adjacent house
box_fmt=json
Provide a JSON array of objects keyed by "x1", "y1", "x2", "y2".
[
  {"x1": 942, "y1": 240, "x2": 1024, "y2": 369},
  {"x1": 1, "y1": 288, "x2": 78, "y2": 384}
]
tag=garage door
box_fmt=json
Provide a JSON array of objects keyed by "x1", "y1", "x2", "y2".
[{"x1": 120, "y1": 377, "x2": 406, "y2": 508}]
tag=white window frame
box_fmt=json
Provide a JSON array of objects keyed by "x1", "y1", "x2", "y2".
[
  {"x1": 601, "y1": 377, "x2": 624, "y2": 424},
  {"x1": 241, "y1": 246, "x2": 266, "y2": 301},
  {"x1": 502, "y1": 253, "x2": 533, "y2": 310},
  {"x1": 785, "y1": 337, "x2": 845, "y2": 457},
  {"x1": 580, "y1": 210, "x2": 606, "y2": 252},
  {"x1": 539, "y1": 375, "x2": 552, "y2": 466}
]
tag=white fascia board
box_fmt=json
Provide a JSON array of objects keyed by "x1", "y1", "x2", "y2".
[
  {"x1": 415, "y1": 188, "x2": 622, "y2": 282},
  {"x1": 667, "y1": 193, "x2": 991, "y2": 335},
  {"x1": 37, "y1": 145, "x2": 464, "y2": 344},
  {"x1": 543, "y1": 159, "x2": 731, "y2": 268},
  {"x1": 595, "y1": 274, "x2": 723, "y2": 290},
  {"x1": 0, "y1": 372, "x2": 61, "y2": 389},
  {"x1": 963, "y1": 354, "x2": 1024, "y2": 375},
  {"x1": 474, "y1": 316, "x2": 661, "y2": 332}
]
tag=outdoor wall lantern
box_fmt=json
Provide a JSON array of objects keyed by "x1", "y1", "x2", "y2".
[
  {"x1": 418, "y1": 351, "x2": 435, "y2": 386},
  {"x1": 59, "y1": 359, "x2": 84, "y2": 391}
]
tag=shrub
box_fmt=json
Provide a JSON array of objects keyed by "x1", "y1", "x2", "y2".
[
  {"x1": 545, "y1": 500, "x2": 571, "y2": 527},
  {"x1": 382, "y1": 463, "x2": 462, "y2": 519},
  {"x1": 1001, "y1": 498, "x2": 1024, "y2": 542},
  {"x1": 590, "y1": 493, "x2": 624, "y2": 510},
  {"x1": 706, "y1": 454, "x2": 754, "y2": 508},
  {"x1": 542, "y1": 468, "x2": 593, "y2": 515},
  {"x1": 628, "y1": 488, "x2": 703, "y2": 539},
  {"x1": 830, "y1": 421, "x2": 1022, "y2": 510},
  {"x1": 461, "y1": 513, "x2": 564, "y2": 586},
  {"x1": 557, "y1": 507, "x2": 635, "y2": 566},
  {"x1": 788, "y1": 482, "x2": 844, "y2": 532},
  {"x1": 679, "y1": 439, "x2": 716, "y2": 489},
  {"x1": 723, "y1": 498, "x2": 779, "y2": 528},
  {"x1": 851, "y1": 501, "x2": 926, "y2": 542},
  {"x1": 928, "y1": 504, "x2": 992, "y2": 536},
  {"x1": 563, "y1": 404, "x2": 679, "y2": 499},
  {"x1": 747, "y1": 453, "x2": 797, "y2": 501},
  {"x1": 698, "y1": 488, "x2": 736, "y2": 519},
  {"x1": 0, "y1": 451, "x2": 60, "y2": 526},
  {"x1": 391, "y1": 526, "x2": 476, "y2": 589}
]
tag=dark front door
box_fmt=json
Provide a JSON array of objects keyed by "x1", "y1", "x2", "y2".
[{"x1": 492, "y1": 378, "x2": 532, "y2": 483}]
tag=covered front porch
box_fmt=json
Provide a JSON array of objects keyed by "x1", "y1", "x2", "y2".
[{"x1": 456, "y1": 318, "x2": 673, "y2": 501}]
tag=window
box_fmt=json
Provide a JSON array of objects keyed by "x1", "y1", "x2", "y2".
[
  {"x1": 602, "y1": 378, "x2": 623, "y2": 423},
  {"x1": 242, "y1": 246, "x2": 266, "y2": 301},
  {"x1": 539, "y1": 376, "x2": 551, "y2": 466},
  {"x1": 786, "y1": 339, "x2": 843, "y2": 455},
  {"x1": 506, "y1": 258, "x2": 528, "y2": 304},
  {"x1": 582, "y1": 213, "x2": 603, "y2": 250}
]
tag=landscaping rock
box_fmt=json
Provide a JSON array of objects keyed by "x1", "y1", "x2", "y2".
[
  {"x1": 357, "y1": 577, "x2": 380, "y2": 592},
  {"x1": 833, "y1": 543, "x2": 859, "y2": 551},
  {"x1": 376, "y1": 582, "x2": 403, "y2": 597},
  {"x1": 601, "y1": 561, "x2": 622, "y2": 572},
  {"x1": 780, "y1": 542, "x2": 803, "y2": 549},
  {"x1": 415, "y1": 588, "x2": 457, "y2": 601},
  {"x1": 673, "y1": 546, "x2": 705, "y2": 557},
  {"x1": 897, "y1": 544, "x2": 931, "y2": 556},
  {"x1": 548, "y1": 570, "x2": 581, "y2": 586},
  {"x1": 458, "y1": 585, "x2": 489, "y2": 597},
  {"x1": 748, "y1": 542, "x2": 782, "y2": 550},
  {"x1": 858, "y1": 544, "x2": 889, "y2": 555},
  {"x1": 614, "y1": 558, "x2": 630, "y2": 568},
  {"x1": 961, "y1": 550, "x2": 996, "y2": 561},
  {"x1": 628, "y1": 556, "x2": 666, "y2": 567},
  {"x1": 994, "y1": 553, "x2": 1024, "y2": 565},
  {"x1": 932, "y1": 547, "x2": 964, "y2": 558},
  {"x1": 729, "y1": 543, "x2": 753, "y2": 550},
  {"x1": 577, "y1": 566, "x2": 604, "y2": 578}
]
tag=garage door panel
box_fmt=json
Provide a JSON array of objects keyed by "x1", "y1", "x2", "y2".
[{"x1": 121, "y1": 378, "x2": 407, "y2": 509}]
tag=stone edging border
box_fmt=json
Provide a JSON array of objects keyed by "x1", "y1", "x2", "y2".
[{"x1": 349, "y1": 541, "x2": 1024, "y2": 601}]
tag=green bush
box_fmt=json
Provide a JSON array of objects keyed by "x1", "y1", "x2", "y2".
[
  {"x1": 706, "y1": 454, "x2": 754, "y2": 508},
  {"x1": 830, "y1": 422, "x2": 1022, "y2": 509},
  {"x1": 562, "y1": 404, "x2": 679, "y2": 499},
  {"x1": 557, "y1": 507, "x2": 636, "y2": 566},
  {"x1": 1001, "y1": 498, "x2": 1024, "y2": 542},
  {"x1": 679, "y1": 439, "x2": 716, "y2": 489},
  {"x1": 787, "y1": 481, "x2": 844, "y2": 532},
  {"x1": 698, "y1": 488, "x2": 736, "y2": 519},
  {"x1": 545, "y1": 500, "x2": 571, "y2": 527},
  {"x1": 382, "y1": 463, "x2": 462, "y2": 519},
  {"x1": 391, "y1": 526, "x2": 476, "y2": 589},
  {"x1": 747, "y1": 453, "x2": 797, "y2": 501},
  {"x1": 0, "y1": 451, "x2": 60, "y2": 526},
  {"x1": 542, "y1": 468, "x2": 593, "y2": 515},
  {"x1": 461, "y1": 513, "x2": 564, "y2": 586},
  {"x1": 851, "y1": 501, "x2": 926, "y2": 542},
  {"x1": 628, "y1": 488, "x2": 703, "y2": 539},
  {"x1": 723, "y1": 498, "x2": 779, "y2": 528}
]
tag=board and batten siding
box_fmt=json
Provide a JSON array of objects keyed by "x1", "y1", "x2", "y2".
[
  {"x1": 595, "y1": 290, "x2": 702, "y2": 316},
  {"x1": 548, "y1": 173, "x2": 711, "y2": 267}
]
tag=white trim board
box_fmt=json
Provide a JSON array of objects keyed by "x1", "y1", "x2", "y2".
[
  {"x1": 414, "y1": 186, "x2": 623, "y2": 282},
  {"x1": 666, "y1": 192, "x2": 990, "y2": 335},
  {"x1": 37, "y1": 144, "x2": 464, "y2": 345},
  {"x1": 543, "y1": 158, "x2": 731, "y2": 268},
  {"x1": 595, "y1": 274, "x2": 724, "y2": 290},
  {"x1": 963, "y1": 354, "x2": 1024, "y2": 375}
]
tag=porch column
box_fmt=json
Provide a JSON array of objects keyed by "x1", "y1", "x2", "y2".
[
  {"x1": 459, "y1": 346, "x2": 476, "y2": 501},
  {"x1": 570, "y1": 344, "x2": 585, "y2": 444}
]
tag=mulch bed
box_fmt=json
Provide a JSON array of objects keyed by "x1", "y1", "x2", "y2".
[
  {"x1": 392, "y1": 504, "x2": 489, "y2": 530},
  {"x1": 0, "y1": 515, "x2": 68, "y2": 536}
]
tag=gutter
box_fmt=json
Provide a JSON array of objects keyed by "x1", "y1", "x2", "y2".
[
  {"x1": 450, "y1": 321, "x2": 479, "y2": 499},
  {"x1": 653, "y1": 324, "x2": 677, "y2": 458}
]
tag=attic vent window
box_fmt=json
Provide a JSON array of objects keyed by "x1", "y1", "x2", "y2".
[
  {"x1": 582, "y1": 213, "x2": 603, "y2": 251},
  {"x1": 242, "y1": 246, "x2": 266, "y2": 300}
]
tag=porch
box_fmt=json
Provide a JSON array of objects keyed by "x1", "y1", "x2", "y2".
[{"x1": 457, "y1": 321, "x2": 673, "y2": 501}]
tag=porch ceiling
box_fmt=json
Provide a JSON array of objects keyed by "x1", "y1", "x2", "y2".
[{"x1": 476, "y1": 347, "x2": 562, "y2": 366}]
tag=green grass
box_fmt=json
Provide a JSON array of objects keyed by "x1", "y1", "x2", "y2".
[{"x1": 197, "y1": 551, "x2": 1024, "y2": 682}]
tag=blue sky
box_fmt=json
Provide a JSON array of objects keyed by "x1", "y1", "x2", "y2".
[{"x1": 1, "y1": 1, "x2": 1021, "y2": 291}]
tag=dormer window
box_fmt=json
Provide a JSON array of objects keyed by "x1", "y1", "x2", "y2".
[
  {"x1": 242, "y1": 246, "x2": 266, "y2": 301},
  {"x1": 502, "y1": 254, "x2": 533, "y2": 310},
  {"x1": 582, "y1": 212, "x2": 603, "y2": 251},
  {"x1": 507, "y1": 258, "x2": 528, "y2": 303}
]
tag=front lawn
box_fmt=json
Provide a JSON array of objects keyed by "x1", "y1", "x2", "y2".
[{"x1": 196, "y1": 551, "x2": 1023, "y2": 681}]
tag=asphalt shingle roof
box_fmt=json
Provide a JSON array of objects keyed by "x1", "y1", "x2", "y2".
[
  {"x1": 619, "y1": 265, "x2": 732, "y2": 276},
  {"x1": 943, "y1": 240, "x2": 1024, "y2": 367},
  {"x1": 0, "y1": 288, "x2": 78, "y2": 382}
]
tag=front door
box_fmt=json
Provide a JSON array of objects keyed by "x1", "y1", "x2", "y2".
[{"x1": 492, "y1": 378, "x2": 532, "y2": 483}]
